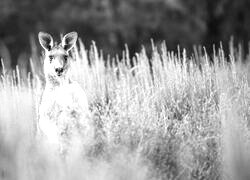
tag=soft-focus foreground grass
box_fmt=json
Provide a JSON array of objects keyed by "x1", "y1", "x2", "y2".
[{"x1": 1, "y1": 40, "x2": 250, "y2": 180}]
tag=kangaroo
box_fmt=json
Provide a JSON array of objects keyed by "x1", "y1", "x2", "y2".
[{"x1": 38, "y1": 32, "x2": 93, "y2": 155}]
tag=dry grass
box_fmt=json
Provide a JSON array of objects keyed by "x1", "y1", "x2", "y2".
[{"x1": 1, "y1": 40, "x2": 250, "y2": 180}]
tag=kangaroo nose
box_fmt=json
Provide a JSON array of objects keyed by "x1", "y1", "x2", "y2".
[{"x1": 55, "y1": 68, "x2": 63, "y2": 74}]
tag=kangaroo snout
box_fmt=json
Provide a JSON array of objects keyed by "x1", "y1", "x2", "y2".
[{"x1": 55, "y1": 67, "x2": 64, "y2": 75}]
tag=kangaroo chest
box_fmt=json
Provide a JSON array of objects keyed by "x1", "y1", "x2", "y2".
[{"x1": 40, "y1": 84, "x2": 84, "y2": 122}]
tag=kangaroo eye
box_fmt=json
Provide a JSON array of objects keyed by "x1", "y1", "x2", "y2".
[
  {"x1": 64, "y1": 55, "x2": 68, "y2": 62},
  {"x1": 49, "y1": 55, "x2": 54, "y2": 63}
]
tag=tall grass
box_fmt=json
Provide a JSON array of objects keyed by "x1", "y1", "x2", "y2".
[{"x1": 1, "y1": 39, "x2": 250, "y2": 180}]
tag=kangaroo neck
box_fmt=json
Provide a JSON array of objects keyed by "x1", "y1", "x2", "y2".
[{"x1": 45, "y1": 75, "x2": 72, "y2": 90}]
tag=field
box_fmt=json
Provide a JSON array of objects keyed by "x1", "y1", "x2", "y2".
[{"x1": 1, "y1": 40, "x2": 250, "y2": 180}]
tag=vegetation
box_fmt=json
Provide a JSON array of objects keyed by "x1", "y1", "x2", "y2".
[
  {"x1": 1, "y1": 39, "x2": 250, "y2": 180},
  {"x1": 1, "y1": 0, "x2": 250, "y2": 64}
]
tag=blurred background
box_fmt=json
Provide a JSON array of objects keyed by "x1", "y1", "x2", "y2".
[{"x1": 1, "y1": 0, "x2": 250, "y2": 68}]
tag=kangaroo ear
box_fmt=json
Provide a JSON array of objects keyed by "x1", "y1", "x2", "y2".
[
  {"x1": 62, "y1": 32, "x2": 78, "y2": 51},
  {"x1": 38, "y1": 32, "x2": 53, "y2": 51}
]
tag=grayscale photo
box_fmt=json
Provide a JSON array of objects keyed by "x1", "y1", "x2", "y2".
[{"x1": 0, "y1": 0, "x2": 250, "y2": 180}]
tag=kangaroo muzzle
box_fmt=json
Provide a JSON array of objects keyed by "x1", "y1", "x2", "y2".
[{"x1": 55, "y1": 67, "x2": 64, "y2": 76}]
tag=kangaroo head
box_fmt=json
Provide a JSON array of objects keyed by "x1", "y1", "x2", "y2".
[{"x1": 38, "y1": 32, "x2": 78, "y2": 80}]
